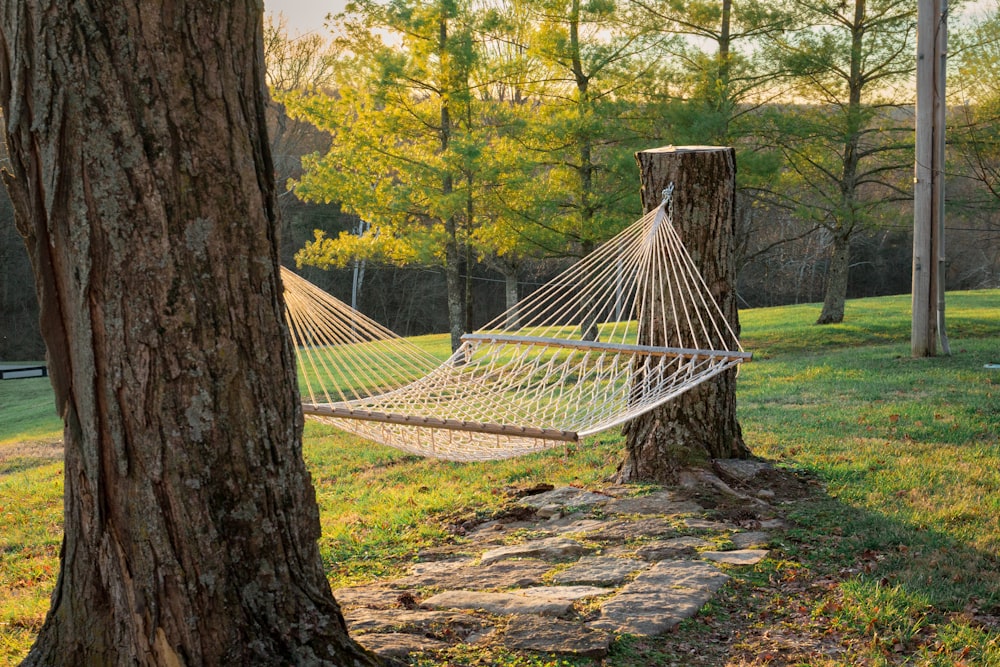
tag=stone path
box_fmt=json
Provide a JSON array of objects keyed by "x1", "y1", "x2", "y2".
[{"x1": 337, "y1": 470, "x2": 793, "y2": 662}]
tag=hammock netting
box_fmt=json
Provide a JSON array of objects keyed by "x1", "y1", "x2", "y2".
[{"x1": 283, "y1": 193, "x2": 749, "y2": 461}]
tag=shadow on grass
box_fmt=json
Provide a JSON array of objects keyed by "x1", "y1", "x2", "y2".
[
  {"x1": 0, "y1": 456, "x2": 61, "y2": 477},
  {"x1": 0, "y1": 441, "x2": 62, "y2": 477}
]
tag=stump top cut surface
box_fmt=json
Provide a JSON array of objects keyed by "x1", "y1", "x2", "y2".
[{"x1": 640, "y1": 145, "x2": 730, "y2": 154}]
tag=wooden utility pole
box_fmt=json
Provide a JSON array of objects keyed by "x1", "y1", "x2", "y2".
[
  {"x1": 913, "y1": 0, "x2": 950, "y2": 357},
  {"x1": 618, "y1": 146, "x2": 748, "y2": 484}
]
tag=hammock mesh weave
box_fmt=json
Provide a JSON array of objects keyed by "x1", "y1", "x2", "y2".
[{"x1": 283, "y1": 193, "x2": 749, "y2": 461}]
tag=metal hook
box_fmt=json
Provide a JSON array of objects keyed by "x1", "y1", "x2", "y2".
[
  {"x1": 661, "y1": 182, "x2": 675, "y2": 218},
  {"x1": 661, "y1": 182, "x2": 674, "y2": 204}
]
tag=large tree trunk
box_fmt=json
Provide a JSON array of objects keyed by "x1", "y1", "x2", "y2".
[
  {"x1": 816, "y1": 231, "x2": 850, "y2": 324},
  {"x1": 0, "y1": 3, "x2": 382, "y2": 665},
  {"x1": 618, "y1": 146, "x2": 749, "y2": 484}
]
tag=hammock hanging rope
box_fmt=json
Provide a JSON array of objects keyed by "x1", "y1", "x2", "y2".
[{"x1": 283, "y1": 188, "x2": 750, "y2": 461}]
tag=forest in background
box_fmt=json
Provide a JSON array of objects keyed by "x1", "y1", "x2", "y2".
[{"x1": 2, "y1": 0, "x2": 999, "y2": 359}]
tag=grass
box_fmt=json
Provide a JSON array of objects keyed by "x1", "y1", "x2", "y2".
[
  {"x1": 0, "y1": 289, "x2": 998, "y2": 665},
  {"x1": 0, "y1": 370, "x2": 61, "y2": 445}
]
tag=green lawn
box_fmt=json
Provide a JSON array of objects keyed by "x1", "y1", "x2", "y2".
[
  {"x1": 1, "y1": 290, "x2": 998, "y2": 665},
  {"x1": 0, "y1": 369, "x2": 61, "y2": 445}
]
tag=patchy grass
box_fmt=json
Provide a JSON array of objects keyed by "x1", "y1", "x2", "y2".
[
  {"x1": 1, "y1": 290, "x2": 998, "y2": 665},
  {"x1": 305, "y1": 425, "x2": 617, "y2": 587}
]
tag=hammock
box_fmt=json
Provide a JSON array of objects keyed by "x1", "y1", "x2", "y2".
[{"x1": 283, "y1": 190, "x2": 749, "y2": 461}]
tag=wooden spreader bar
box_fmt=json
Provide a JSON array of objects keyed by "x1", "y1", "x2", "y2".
[
  {"x1": 303, "y1": 403, "x2": 580, "y2": 442},
  {"x1": 462, "y1": 333, "x2": 751, "y2": 362}
]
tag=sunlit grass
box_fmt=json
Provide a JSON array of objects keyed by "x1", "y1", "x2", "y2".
[
  {"x1": 739, "y1": 288, "x2": 1000, "y2": 357},
  {"x1": 0, "y1": 461, "x2": 62, "y2": 665},
  {"x1": 303, "y1": 421, "x2": 618, "y2": 587},
  {"x1": 0, "y1": 290, "x2": 998, "y2": 665}
]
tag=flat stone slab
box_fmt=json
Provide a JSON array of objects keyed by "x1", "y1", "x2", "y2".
[
  {"x1": 480, "y1": 537, "x2": 590, "y2": 565},
  {"x1": 518, "y1": 585, "x2": 610, "y2": 601},
  {"x1": 465, "y1": 522, "x2": 550, "y2": 542},
  {"x1": 333, "y1": 586, "x2": 411, "y2": 610},
  {"x1": 591, "y1": 560, "x2": 729, "y2": 636},
  {"x1": 683, "y1": 517, "x2": 733, "y2": 531},
  {"x1": 701, "y1": 549, "x2": 769, "y2": 565},
  {"x1": 731, "y1": 531, "x2": 770, "y2": 549},
  {"x1": 583, "y1": 517, "x2": 680, "y2": 543},
  {"x1": 393, "y1": 558, "x2": 552, "y2": 590},
  {"x1": 504, "y1": 614, "x2": 612, "y2": 658},
  {"x1": 552, "y1": 556, "x2": 649, "y2": 586},
  {"x1": 714, "y1": 459, "x2": 771, "y2": 483},
  {"x1": 548, "y1": 518, "x2": 612, "y2": 535},
  {"x1": 601, "y1": 491, "x2": 704, "y2": 516},
  {"x1": 356, "y1": 632, "x2": 450, "y2": 659},
  {"x1": 516, "y1": 487, "x2": 610, "y2": 512},
  {"x1": 634, "y1": 536, "x2": 713, "y2": 561},
  {"x1": 346, "y1": 608, "x2": 488, "y2": 638},
  {"x1": 422, "y1": 590, "x2": 573, "y2": 616}
]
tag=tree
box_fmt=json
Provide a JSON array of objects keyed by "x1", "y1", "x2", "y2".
[
  {"x1": 618, "y1": 147, "x2": 749, "y2": 483},
  {"x1": 263, "y1": 13, "x2": 337, "y2": 195},
  {"x1": 951, "y1": 7, "x2": 1000, "y2": 218},
  {"x1": 518, "y1": 0, "x2": 655, "y2": 252},
  {"x1": 628, "y1": 0, "x2": 789, "y2": 145},
  {"x1": 762, "y1": 0, "x2": 915, "y2": 324},
  {"x1": 0, "y1": 2, "x2": 382, "y2": 664},
  {"x1": 288, "y1": 0, "x2": 481, "y2": 351}
]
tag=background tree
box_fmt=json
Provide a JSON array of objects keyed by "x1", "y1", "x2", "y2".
[
  {"x1": 760, "y1": 0, "x2": 916, "y2": 324},
  {"x1": 261, "y1": 14, "x2": 361, "y2": 306},
  {"x1": 473, "y1": 0, "x2": 664, "y2": 337},
  {"x1": 264, "y1": 13, "x2": 337, "y2": 194},
  {"x1": 517, "y1": 0, "x2": 657, "y2": 253},
  {"x1": 628, "y1": 0, "x2": 789, "y2": 144},
  {"x1": 626, "y1": 0, "x2": 790, "y2": 301},
  {"x1": 287, "y1": 0, "x2": 484, "y2": 351},
  {"x1": 952, "y1": 9, "x2": 1000, "y2": 197},
  {"x1": 0, "y1": 2, "x2": 381, "y2": 664}
]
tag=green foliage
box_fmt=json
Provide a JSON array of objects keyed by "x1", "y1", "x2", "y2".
[
  {"x1": 283, "y1": 0, "x2": 479, "y2": 267},
  {"x1": 284, "y1": 0, "x2": 657, "y2": 277},
  {"x1": 951, "y1": 8, "x2": 1000, "y2": 209},
  {"x1": 758, "y1": 0, "x2": 916, "y2": 207}
]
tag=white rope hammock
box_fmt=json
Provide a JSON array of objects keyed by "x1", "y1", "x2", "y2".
[{"x1": 284, "y1": 189, "x2": 749, "y2": 461}]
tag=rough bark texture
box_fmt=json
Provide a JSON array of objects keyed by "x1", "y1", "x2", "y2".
[
  {"x1": 816, "y1": 231, "x2": 850, "y2": 324},
  {"x1": 618, "y1": 146, "x2": 749, "y2": 484},
  {"x1": 0, "y1": 2, "x2": 383, "y2": 665}
]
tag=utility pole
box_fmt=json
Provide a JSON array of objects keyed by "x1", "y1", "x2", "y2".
[{"x1": 913, "y1": 0, "x2": 950, "y2": 357}]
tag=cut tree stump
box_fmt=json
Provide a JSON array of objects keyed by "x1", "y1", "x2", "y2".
[{"x1": 618, "y1": 146, "x2": 749, "y2": 484}]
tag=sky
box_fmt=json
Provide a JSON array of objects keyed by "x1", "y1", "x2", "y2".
[
  {"x1": 265, "y1": 0, "x2": 995, "y2": 37},
  {"x1": 264, "y1": 0, "x2": 347, "y2": 36}
]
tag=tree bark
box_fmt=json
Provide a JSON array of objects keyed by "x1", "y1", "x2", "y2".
[
  {"x1": 816, "y1": 231, "x2": 851, "y2": 324},
  {"x1": 0, "y1": 2, "x2": 383, "y2": 665},
  {"x1": 618, "y1": 146, "x2": 749, "y2": 484},
  {"x1": 503, "y1": 264, "x2": 520, "y2": 330}
]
